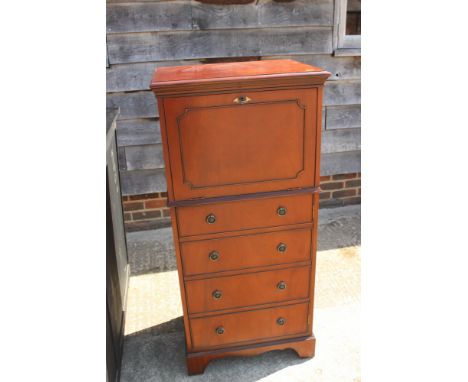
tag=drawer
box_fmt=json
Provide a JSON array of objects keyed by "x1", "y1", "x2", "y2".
[
  {"x1": 185, "y1": 265, "x2": 310, "y2": 314},
  {"x1": 190, "y1": 302, "x2": 309, "y2": 350},
  {"x1": 163, "y1": 88, "x2": 319, "y2": 200},
  {"x1": 180, "y1": 228, "x2": 312, "y2": 276},
  {"x1": 176, "y1": 193, "x2": 313, "y2": 237}
]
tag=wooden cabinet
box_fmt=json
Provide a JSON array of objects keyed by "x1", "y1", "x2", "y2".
[{"x1": 151, "y1": 59, "x2": 330, "y2": 375}]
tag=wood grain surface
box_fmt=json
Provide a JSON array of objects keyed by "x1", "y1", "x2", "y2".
[
  {"x1": 163, "y1": 87, "x2": 320, "y2": 199},
  {"x1": 185, "y1": 265, "x2": 311, "y2": 314},
  {"x1": 180, "y1": 228, "x2": 312, "y2": 276},
  {"x1": 176, "y1": 193, "x2": 313, "y2": 237},
  {"x1": 189, "y1": 302, "x2": 309, "y2": 350}
]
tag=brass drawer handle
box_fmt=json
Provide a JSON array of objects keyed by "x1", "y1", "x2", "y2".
[
  {"x1": 209, "y1": 251, "x2": 220, "y2": 261},
  {"x1": 215, "y1": 326, "x2": 225, "y2": 335},
  {"x1": 277, "y1": 206, "x2": 287, "y2": 216},
  {"x1": 206, "y1": 213, "x2": 216, "y2": 224},
  {"x1": 277, "y1": 317, "x2": 286, "y2": 326},
  {"x1": 212, "y1": 290, "x2": 222, "y2": 299},
  {"x1": 277, "y1": 281, "x2": 287, "y2": 290},
  {"x1": 277, "y1": 243, "x2": 287, "y2": 253},
  {"x1": 233, "y1": 95, "x2": 251, "y2": 104}
]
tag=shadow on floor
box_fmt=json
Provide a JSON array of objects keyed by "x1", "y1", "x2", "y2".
[
  {"x1": 317, "y1": 214, "x2": 361, "y2": 251},
  {"x1": 121, "y1": 320, "x2": 309, "y2": 382}
]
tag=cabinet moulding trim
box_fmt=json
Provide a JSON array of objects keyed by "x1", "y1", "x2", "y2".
[
  {"x1": 167, "y1": 186, "x2": 320, "y2": 207},
  {"x1": 152, "y1": 73, "x2": 330, "y2": 96}
]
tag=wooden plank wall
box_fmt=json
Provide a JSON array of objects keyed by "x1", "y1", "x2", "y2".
[{"x1": 106, "y1": 0, "x2": 361, "y2": 196}]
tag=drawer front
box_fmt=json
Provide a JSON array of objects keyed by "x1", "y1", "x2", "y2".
[
  {"x1": 180, "y1": 228, "x2": 312, "y2": 276},
  {"x1": 185, "y1": 265, "x2": 310, "y2": 314},
  {"x1": 176, "y1": 193, "x2": 313, "y2": 237},
  {"x1": 163, "y1": 88, "x2": 318, "y2": 200},
  {"x1": 190, "y1": 302, "x2": 309, "y2": 350}
]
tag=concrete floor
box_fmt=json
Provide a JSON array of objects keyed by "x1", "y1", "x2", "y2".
[{"x1": 121, "y1": 205, "x2": 361, "y2": 382}]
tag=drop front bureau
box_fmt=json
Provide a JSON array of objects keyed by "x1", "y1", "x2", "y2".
[{"x1": 150, "y1": 60, "x2": 330, "y2": 375}]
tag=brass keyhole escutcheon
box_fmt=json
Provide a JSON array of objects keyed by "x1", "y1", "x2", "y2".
[
  {"x1": 277, "y1": 317, "x2": 286, "y2": 326},
  {"x1": 209, "y1": 251, "x2": 220, "y2": 261},
  {"x1": 206, "y1": 213, "x2": 216, "y2": 224},
  {"x1": 277, "y1": 206, "x2": 287, "y2": 216},
  {"x1": 277, "y1": 281, "x2": 287, "y2": 290},
  {"x1": 233, "y1": 95, "x2": 251, "y2": 104},
  {"x1": 216, "y1": 326, "x2": 225, "y2": 335},
  {"x1": 212, "y1": 290, "x2": 222, "y2": 299},
  {"x1": 277, "y1": 243, "x2": 287, "y2": 253}
]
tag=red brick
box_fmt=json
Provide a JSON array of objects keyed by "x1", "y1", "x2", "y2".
[
  {"x1": 124, "y1": 213, "x2": 132, "y2": 221},
  {"x1": 132, "y1": 210, "x2": 162, "y2": 221},
  {"x1": 332, "y1": 173, "x2": 357, "y2": 180},
  {"x1": 162, "y1": 208, "x2": 171, "y2": 217},
  {"x1": 358, "y1": 188, "x2": 361, "y2": 195},
  {"x1": 128, "y1": 193, "x2": 158, "y2": 201},
  {"x1": 345, "y1": 179, "x2": 361, "y2": 188},
  {"x1": 332, "y1": 189, "x2": 356, "y2": 198},
  {"x1": 320, "y1": 175, "x2": 331, "y2": 181},
  {"x1": 320, "y1": 181, "x2": 344, "y2": 191},
  {"x1": 123, "y1": 201, "x2": 144, "y2": 211},
  {"x1": 320, "y1": 192, "x2": 331, "y2": 200},
  {"x1": 122, "y1": 196, "x2": 129, "y2": 202},
  {"x1": 145, "y1": 199, "x2": 167, "y2": 209}
]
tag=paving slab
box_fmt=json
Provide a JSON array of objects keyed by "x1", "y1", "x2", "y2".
[{"x1": 126, "y1": 227, "x2": 176, "y2": 275}]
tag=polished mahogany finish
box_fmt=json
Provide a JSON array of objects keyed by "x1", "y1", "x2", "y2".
[
  {"x1": 152, "y1": 59, "x2": 323, "y2": 83},
  {"x1": 180, "y1": 228, "x2": 312, "y2": 277},
  {"x1": 189, "y1": 302, "x2": 309, "y2": 350},
  {"x1": 176, "y1": 193, "x2": 313, "y2": 237},
  {"x1": 163, "y1": 88, "x2": 318, "y2": 200},
  {"x1": 151, "y1": 59, "x2": 330, "y2": 97},
  {"x1": 185, "y1": 265, "x2": 310, "y2": 314},
  {"x1": 151, "y1": 59, "x2": 330, "y2": 375}
]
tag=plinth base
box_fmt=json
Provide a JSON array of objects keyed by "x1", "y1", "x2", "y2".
[{"x1": 186, "y1": 335, "x2": 315, "y2": 376}]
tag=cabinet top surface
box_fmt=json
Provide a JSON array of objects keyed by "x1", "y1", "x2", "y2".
[{"x1": 151, "y1": 60, "x2": 330, "y2": 94}]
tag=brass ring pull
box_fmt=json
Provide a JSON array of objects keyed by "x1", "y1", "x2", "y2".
[
  {"x1": 209, "y1": 251, "x2": 220, "y2": 261},
  {"x1": 206, "y1": 213, "x2": 216, "y2": 224},
  {"x1": 277, "y1": 206, "x2": 287, "y2": 216},
  {"x1": 277, "y1": 243, "x2": 287, "y2": 253},
  {"x1": 233, "y1": 95, "x2": 251, "y2": 104},
  {"x1": 215, "y1": 326, "x2": 225, "y2": 335},
  {"x1": 212, "y1": 290, "x2": 222, "y2": 299},
  {"x1": 277, "y1": 281, "x2": 287, "y2": 290}
]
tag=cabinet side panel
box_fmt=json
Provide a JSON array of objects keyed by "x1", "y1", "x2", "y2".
[
  {"x1": 157, "y1": 94, "x2": 194, "y2": 350},
  {"x1": 314, "y1": 86, "x2": 324, "y2": 185},
  {"x1": 309, "y1": 192, "x2": 320, "y2": 333},
  {"x1": 157, "y1": 96, "x2": 175, "y2": 202},
  {"x1": 308, "y1": 86, "x2": 324, "y2": 334},
  {"x1": 169, "y1": 207, "x2": 194, "y2": 351}
]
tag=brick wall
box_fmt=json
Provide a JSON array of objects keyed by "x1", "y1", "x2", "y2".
[
  {"x1": 122, "y1": 192, "x2": 171, "y2": 232},
  {"x1": 122, "y1": 172, "x2": 361, "y2": 232},
  {"x1": 319, "y1": 172, "x2": 361, "y2": 207}
]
